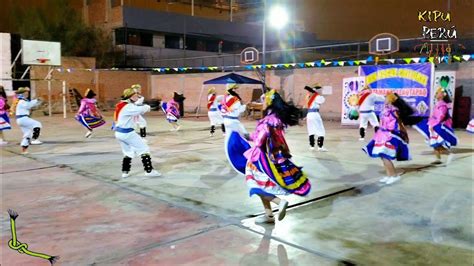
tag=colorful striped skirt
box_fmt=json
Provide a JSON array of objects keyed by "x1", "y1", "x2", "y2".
[{"x1": 76, "y1": 114, "x2": 106, "y2": 130}]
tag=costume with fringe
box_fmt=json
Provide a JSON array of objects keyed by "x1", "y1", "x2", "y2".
[{"x1": 363, "y1": 104, "x2": 410, "y2": 161}]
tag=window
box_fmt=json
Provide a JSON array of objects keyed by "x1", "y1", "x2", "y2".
[{"x1": 165, "y1": 35, "x2": 181, "y2": 49}]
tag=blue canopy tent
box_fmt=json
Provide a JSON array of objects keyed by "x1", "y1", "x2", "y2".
[
  {"x1": 203, "y1": 73, "x2": 264, "y2": 85},
  {"x1": 197, "y1": 73, "x2": 264, "y2": 116}
]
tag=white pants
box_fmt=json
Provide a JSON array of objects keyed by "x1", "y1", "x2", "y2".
[
  {"x1": 306, "y1": 112, "x2": 325, "y2": 136},
  {"x1": 136, "y1": 115, "x2": 147, "y2": 128},
  {"x1": 208, "y1": 111, "x2": 224, "y2": 126},
  {"x1": 359, "y1": 112, "x2": 379, "y2": 129},
  {"x1": 224, "y1": 118, "x2": 248, "y2": 136},
  {"x1": 16, "y1": 117, "x2": 42, "y2": 147},
  {"x1": 115, "y1": 131, "x2": 150, "y2": 158}
]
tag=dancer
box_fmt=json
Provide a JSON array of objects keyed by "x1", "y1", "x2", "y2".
[
  {"x1": 240, "y1": 89, "x2": 311, "y2": 223},
  {"x1": 13, "y1": 87, "x2": 43, "y2": 154},
  {"x1": 304, "y1": 85, "x2": 327, "y2": 151},
  {"x1": 363, "y1": 92, "x2": 418, "y2": 185},
  {"x1": 114, "y1": 88, "x2": 161, "y2": 178},
  {"x1": 161, "y1": 92, "x2": 181, "y2": 131},
  {"x1": 207, "y1": 87, "x2": 225, "y2": 136},
  {"x1": 221, "y1": 85, "x2": 248, "y2": 138},
  {"x1": 357, "y1": 86, "x2": 384, "y2": 141},
  {"x1": 0, "y1": 85, "x2": 11, "y2": 144},
  {"x1": 131, "y1": 84, "x2": 148, "y2": 140},
  {"x1": 467, "y1": 118, "x2": 474, "y2": 134},
  {"x1": 414, "y1": 88, "x2": 457, "y2": 164},
  {"x1": 75, "y1": 88, "x2": 106, "y2": 138}
]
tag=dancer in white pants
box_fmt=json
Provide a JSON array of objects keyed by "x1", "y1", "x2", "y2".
[
  {"x1": 13, "y1": 87, "x2": 43, "y2": 154},
  {"x1": 114, "y1": 88, "x2": 160, "y2": 179},
  {"x1": 357, "y1": 86, "x2": 384, "y2": 140},
  {"x1": 305, "y1": 85, "x2": 327, "y2": 151},
  {"x1": 221, "y1": 85, "x2": 248, "y2": 139},
  {"x1": 131, "y1": 84, "x2": 148, "y2": 141},
  {"x1": 207, "y1": 87, "x2": 225, "y2": 136}
]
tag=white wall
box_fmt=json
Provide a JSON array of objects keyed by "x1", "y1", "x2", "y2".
[{"x1": 0, "y1": 33, "x2": 13, "y2": 95}]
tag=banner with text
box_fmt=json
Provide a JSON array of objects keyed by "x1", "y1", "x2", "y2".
[{"x1": 360, "y1": 63, "x2": 434, "y2": 116}]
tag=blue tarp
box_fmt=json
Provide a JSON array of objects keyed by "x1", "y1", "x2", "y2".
[{"x1": 203, "y1": 73, "x2": 263, "y2": 85}]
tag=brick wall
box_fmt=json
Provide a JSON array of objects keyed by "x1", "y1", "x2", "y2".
[{"x1": 30, "y1": 57, "x2": 474, "y2": 118}]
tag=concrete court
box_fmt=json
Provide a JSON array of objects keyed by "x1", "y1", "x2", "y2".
[{"x1": 1, "y1": 111, "x2": 473, "y2": 265}]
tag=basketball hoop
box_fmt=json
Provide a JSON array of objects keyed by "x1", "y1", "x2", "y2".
[{"x1": 36, "y1": 58, "x2": 50, "y2": 64}]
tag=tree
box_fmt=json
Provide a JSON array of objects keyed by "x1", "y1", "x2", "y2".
[{"x1": 11, "y1": 0, "x2": 115, "y2": 67}]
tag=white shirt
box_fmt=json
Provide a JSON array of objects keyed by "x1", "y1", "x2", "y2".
[
  {"x1": 221, "y1": 95, "x2": 246, "y2": 118},
  {"x1": 16, "y1": 98, "x2": 40, "y2": 116},
  {"x1": 115, "y1": 102, "x2": 150, "y2": 129},
  {"x1": 308, "y1": 95, "x2": 325, "y2": 109},
  {"x1": 208, "y1": 94, "x2": 224, "y2": 111},
  {"x1": 359, "y1": 93, "x2": 384, "y2": 112}
]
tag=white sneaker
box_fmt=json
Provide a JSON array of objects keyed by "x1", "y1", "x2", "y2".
[
  {"x1": 318, "y1": 147, "x2": 328, "y2": 152},
  {"x1": 359, "y1": 138, "x2": 365, "y2": 141},
  {"x1": 122, "y1": 172, "x2": 130, "y2": 178},
  {"x1": 379, "y1": 176, "x2": 390, "y2": 183},
  {"x1": 30, "y1": 139, "x2": 43, "y2": 145},
  {"x1": 278, "y1": 200, "x2": 289, "y2": 221},
  {"x1": 255, "y1": 215, "x2": 275, "y2": 224},
  {"x1": 209, "y1": 133, "x2": 214, "y2": 137},
  {"x1": 142, "y1": 138, "x2": 148, "y2": 143},
  {"x1": 309, "y1": 146, "x2": 315, "y2": 151},
  {"x1": 145, "y1": 170, "x2": 162, "y2": 177},
  {"x1": 85, "y1": 131, "x2": 93, "y2": 138},
  {"x1": 385, "y1": 176, "x2": 401, "y2": 185}
]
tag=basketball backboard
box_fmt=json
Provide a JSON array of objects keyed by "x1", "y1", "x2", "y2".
[
  {"x1": 240, "y1": 47, "x2": 259, "y2": 64},
  {"x1": 21, "y1": 39, "x2": 61, "y2": 66},
  {"x1": 368, "y1": 33, "x2": 399, "y2": 55}
]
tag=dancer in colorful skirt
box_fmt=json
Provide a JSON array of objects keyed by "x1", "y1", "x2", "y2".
[
  {"x1": 0, "y1": 85, "x2": 11, "y2": 145},
  {"x1": 414, "y1": 88, "x2": 457, "y2": 164},
  {"x1": 221, "y1": 85, "x2": 248, "y2": 138},
  {"x1": 207, "y1": 87, "x2": 225, "y2": 136},
  {"x1": 467, "y1": 118, "x2": 474, "y2": 134},
  {"x1": 357, "y1": 86, "x2": 384, "y2": 141},
  {"x1": 114, "y1": 88, "x2": 161, "y2": 178},
  {"x1": 304, "y1": 84, "x2": 327, "y2": 151},
  {"x1": 161, "y1": 92, "x2": 181, "y2": 131},
  {"x1": 363, "y1": 92, "x2": 418, "y2": 185},
  {"x1": 13, "y1": 87, "x2": 43, "y2": 154},
  {"x1": 75, "y1": 88, "x2": 106, "y2": 138},
  {"x1": 226, "y1": 89, "x2": 311, "y2": 223}
]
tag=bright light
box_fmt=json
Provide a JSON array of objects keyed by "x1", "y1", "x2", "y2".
[{"x1": 268, "y1": 5, "x2": 289, "y2": 29}]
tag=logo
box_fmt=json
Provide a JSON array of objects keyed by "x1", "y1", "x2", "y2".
[
  {"x1": 7, "y1": 209, "x2": 59, "y2": 265},
  {"x1": 414, "y1": 10, "x2": 465, "y2": 60}
]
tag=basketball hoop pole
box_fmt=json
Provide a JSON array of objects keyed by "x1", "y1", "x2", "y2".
[{"x1": 45, "y1": 66, "x2": 54, "y2": 117}]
